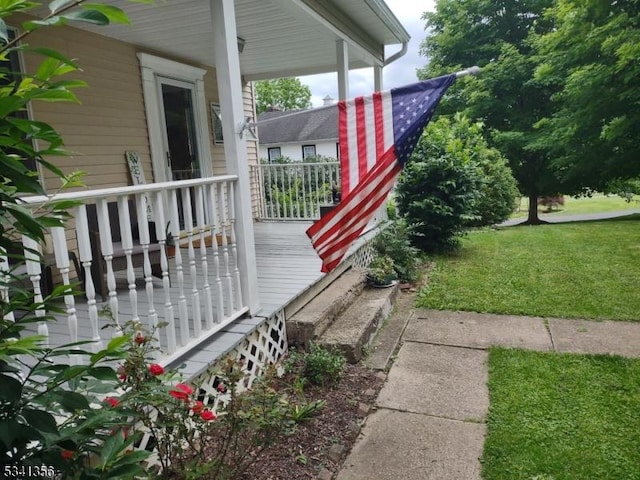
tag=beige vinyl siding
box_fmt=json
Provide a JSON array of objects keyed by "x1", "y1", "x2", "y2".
[
  {"x1": 21, "y1": 23, "x2": 153, "y2": 193},
  {"x1": 203, "y1": 71, "x2": 227, "y2": 176},
  {"x1": 16, "y1": 16, "x2": 261, "y2": 217},
  {"x1": 243, "y1": 81, "x2": 261, "y2": 218}
]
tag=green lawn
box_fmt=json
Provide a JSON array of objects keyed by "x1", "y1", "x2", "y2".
[
  {"x1": 512, "y1": 194, "x2": 639, "y2": 218},
  {"x1": 417, "y1": 216, "x2": 640, "y2": 321},
  {"x1": 483, "y1": 348, "x2": 640, "y2": 480}
]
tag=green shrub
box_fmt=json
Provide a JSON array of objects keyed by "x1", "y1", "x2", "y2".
[
  {"x1": 396, "y1": 152, "x2": 480, "y2": 254},
  {"x1": 396, "y1": 114, "x2": 520, "y2": 253},
  {"x1": 289, "y1": 343, "x2": 346, "y2": 387},
  {"x1": 373, "y1": 219, "x2": 421, "y2": 283},
  {"x1": 471, "y1": 149, "x2": 520, "y2": 226}
]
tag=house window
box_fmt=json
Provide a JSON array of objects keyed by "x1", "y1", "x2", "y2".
[
  {"x1": 1, "y1": 29, "x2": 37, "y2": 174},
  {"x1": 211, "y1": 102, "x2": 224, "y2": 144},
  {"x1": 302, "y1": 144, "x2": 316, "y2": 160},
  {"x1": 336, "y1": 142, "x2": 340, "y2": 160},
  {"x1": 268, "y1": 147, "x2": 281, "y2": 163}
]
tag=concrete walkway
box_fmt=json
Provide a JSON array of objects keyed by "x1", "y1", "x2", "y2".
[{"x1": 336, "y1": 308, "x2": 640, "y2": 480}]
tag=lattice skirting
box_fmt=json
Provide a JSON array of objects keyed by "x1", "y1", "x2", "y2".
[{"x1": 194, "y1": 309, "x2": 288, "y2": 412}]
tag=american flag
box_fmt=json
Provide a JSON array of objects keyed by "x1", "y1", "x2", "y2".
[{"x1": 306, "y1": 74, "x2": 456, "y2": 273}]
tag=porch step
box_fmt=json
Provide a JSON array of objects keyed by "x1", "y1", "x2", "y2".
[
  {"x1": 318, "y1": 282, "x2": 399, "y2": 363},
  {"x1": 286, "y1": 269, "x2": 367, "y2": 349}
]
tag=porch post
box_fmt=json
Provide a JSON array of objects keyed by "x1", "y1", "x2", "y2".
[
  {"x1": 210, "y1": 0, "x2": 259, "y2": 314},
  {"x1": 374, "y1": 64, "x2": 383, "y2": 92},
  {"x1": 336, "y1": 39, "x2": 349, "y2": 100}
]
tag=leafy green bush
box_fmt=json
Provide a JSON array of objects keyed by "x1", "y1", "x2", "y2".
[
  {"x1": 287, "y1": 344, "x2": 346, "y2": 387},
  {"x1": 373, "y1": 219, "x2": 421, "y2": 283},
  {"x1": 396, "y1": 115, "x2": 519, "y2": 253},
  {"x1": 471, "y1": 149, "x2": 520, "y2": 226},
  {"x1": 396, "y1": 151, "x2": 480, "y2": 254}
]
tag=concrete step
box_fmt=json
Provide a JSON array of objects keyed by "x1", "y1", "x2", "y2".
[
  {"x1": 364, "y1": 289, "x2": 415, "y2": 371},
  {"x1": 318, "y1": 282, "x2": 400, "y2": 363},
  {"x1": 286, "y1": 269, "x2": 367, "y2": 349}
]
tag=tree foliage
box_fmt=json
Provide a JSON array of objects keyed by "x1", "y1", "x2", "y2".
[
  {"x1": 255, "y1": 77, "x2": 311, "y2": 114},
  {"x1": 419, "y1": 0, "x2": 558, "y2": 224},
  {"x1": 534, "y1": 0, "x2": 640, "y2": 192}
]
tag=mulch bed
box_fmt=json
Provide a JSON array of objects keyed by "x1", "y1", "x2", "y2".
[{"x1": 239, "y1": 363, "x2": 386, "y2": 480}]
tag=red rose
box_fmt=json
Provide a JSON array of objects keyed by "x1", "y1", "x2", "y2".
[
  {"x1": 61, "y1": 449, "x2": 74, "y2": 460},
  {"x1": 216, "y1": 383, "x2": 227, "y2": 393},
  {"x1": 104, "y1": 396, "x2": 119, "y2": 408},
  {"x1": 148, "y1": 363, "x2": 164, "y2": 376},
  {"x1": 169, "y1": 383, "x2": 193, "y2": 401},
  {"x1": 134, "y1": 333, "x2": 146, "y2": 345},
  {"x1": 191, "y1": 400, "x2": 204, "y2": 414},
  {"x1": 200, "y1": 409, "x2": 216, "y2": 421}
]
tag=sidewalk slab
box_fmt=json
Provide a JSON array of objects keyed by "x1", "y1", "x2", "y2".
[
  {"x1": 376, "y1": 342, "x2": 488, "y2": 421},
  {"x1": 406, "y1": 309, "x2": 553, "y2": 351},
  {"x1": 337, "y1": 409, "x2": 485, "y2": 480},
  {"x1": 549, "y1": 318, "x2": 640, "y2": 357}
]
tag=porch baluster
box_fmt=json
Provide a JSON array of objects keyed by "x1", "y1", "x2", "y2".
[
  {"x1": 195, "y1": 185, "x2": 214, "y2": 329},
  {"x1": 96, "y1": 198, "x2": 120, "y2": 331},
  {"x1": 117, "y1": 196, "x2": 139, "y2": 323},
  {"x1": 0, "y1": 249, "x2": 15, "y2": 322},
  {"x1": 300, "y1": 165, "x2": 309, "y2": 218},
  {"x1": 22, "y1": 236, "x2": 48, "y2": 346},
  {"x1": 51, "y1": 227, "x2": 79, "y2": 350},
  {"x1": 153, "y1": 190, "x2": 176, "y2": 353},
  {"x1": 75, "y1": 204, "x2": 102, "y2": 349},
  {"x1": 207, "y1": 182, "x2": 225, "y2": 323},
  {"x1": 135, "y1": 194, "x2": 158, "y2": 337},
  {"x1": 218, "y1": 183, "x2": 233, "y2": 316},
  {"x1": 286, "y1": 165, "x2": 294, "y2": 218},
  {"x1": 181, "y1": 187, "x2": 202, "y2": 338},
  {"x1": 169, "y1": 190, "x2": 189, "y2": 345},
  {"x1": 227, "y1": 182, "x2": 243, "y2": 310},
  {"x1": 279, "y1": 165, "x2": 287, "y2": 218}
]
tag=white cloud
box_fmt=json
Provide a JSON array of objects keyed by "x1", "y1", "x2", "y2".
[{"x1": 302, "y1": 0, "x2": 436, "y2": 106}]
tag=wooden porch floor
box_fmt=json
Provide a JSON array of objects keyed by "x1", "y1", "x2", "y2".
[
  {"x1": 254, "y1": 221, "x2": 322, "y2": 316},
  {"x1": 24, "y1": 221, "x2": 324, "y2": 377}
]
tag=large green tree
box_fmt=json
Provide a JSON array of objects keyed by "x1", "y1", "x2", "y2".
[
  {"x1": 534, "y1": 0, "x2": 640, "y2": 192},
  {"x1": 255, "y1": 77, "x2": 311, "y2": 114},
  {"x1": 419, "y1": 0, "x2": 558, "y2": 224}
]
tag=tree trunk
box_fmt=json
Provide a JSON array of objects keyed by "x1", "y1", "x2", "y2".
[{"x1": 523, "y1": 193, "x2": 547, "y2": 225}]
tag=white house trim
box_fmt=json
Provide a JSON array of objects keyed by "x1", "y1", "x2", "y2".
[
  {"x1": 211, "y1": 0, "x2": 260, "y2": 314},
  {"x1": 137, "y1": 52, "x2": 214, "y2": 183}
]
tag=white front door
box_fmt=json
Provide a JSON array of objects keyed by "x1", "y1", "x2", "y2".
[{"x1": 137, "y1": 53, "x2": 213, "y2": 186}]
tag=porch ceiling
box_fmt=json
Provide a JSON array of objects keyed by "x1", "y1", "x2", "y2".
[{"x1": 68, "y1": 0, "x2": 410, "y2": 81}]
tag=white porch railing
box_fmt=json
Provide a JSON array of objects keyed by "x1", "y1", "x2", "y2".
[
  {"x1": 3, "y1": 176, "x2": 248, "y2": 366},
  {"x1": 252, "y1": 161, "x2": 340, "y2": 220}
]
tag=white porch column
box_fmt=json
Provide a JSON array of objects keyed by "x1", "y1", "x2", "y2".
[
  {"x1": 374, "y1": 64, "x2": 383, "y2": 92},
  {"x1": 210, "y1": 0, "x2": 259, "y2": 314},
  {"x1": 336, "y1": 39, "x2": 349, "y2": 101}
]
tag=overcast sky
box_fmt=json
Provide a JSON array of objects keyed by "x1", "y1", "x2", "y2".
[{"x1": 302, "y1": 0, "x2": 437, "y2": 107}]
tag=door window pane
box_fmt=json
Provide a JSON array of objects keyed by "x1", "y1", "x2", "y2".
[{"x1": 161, "y1": 83, "x2": 200, "y2": 180}]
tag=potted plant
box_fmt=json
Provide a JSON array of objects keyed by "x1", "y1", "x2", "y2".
[
  {"x1": 366, "y1": 254, "x2": 397, "y2": 288},
  {"x1": 165, "y1": 222, "x2": 176, "y2": 258}
]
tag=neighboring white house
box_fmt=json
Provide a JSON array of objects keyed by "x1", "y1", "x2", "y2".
[{"x1": 257, "y1": 99, "x2": 339, "y2": 162}]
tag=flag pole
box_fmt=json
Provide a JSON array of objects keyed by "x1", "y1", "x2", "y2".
[
  {"x1": 455, "y1": 66, "x2": 481, "y2": 78},
  {"x1": 242, "y1": 67, "x2": 480, "y2": 136}
]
